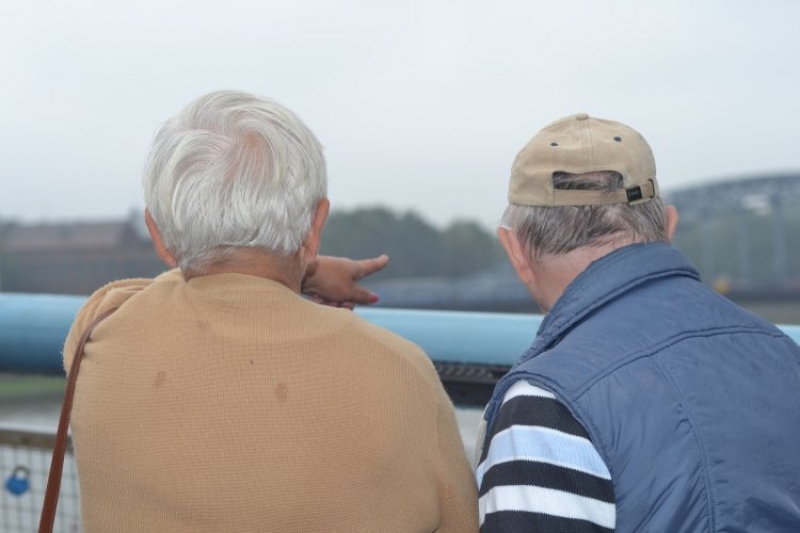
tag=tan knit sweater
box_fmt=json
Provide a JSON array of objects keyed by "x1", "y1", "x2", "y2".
[{"x1": 64, "y1": 270, "x2": 478, "y2": 532}]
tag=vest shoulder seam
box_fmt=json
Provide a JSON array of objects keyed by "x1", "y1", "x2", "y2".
[{"x1": 572, "y1": 326, "x2": 785, "y2": 399}]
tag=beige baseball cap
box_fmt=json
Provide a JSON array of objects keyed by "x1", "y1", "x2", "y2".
[{"x1": 508, "y1": 113, "x2": 658, "y2": 206}]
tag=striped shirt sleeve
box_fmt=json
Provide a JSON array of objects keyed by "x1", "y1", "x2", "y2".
[{"x1": 477, "y1": 380, "x2": 615, "y2": 533}]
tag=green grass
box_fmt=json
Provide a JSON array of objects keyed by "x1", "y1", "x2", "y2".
[{"x1": 0, "y1": 375, "x2": 66, "y2": 399}]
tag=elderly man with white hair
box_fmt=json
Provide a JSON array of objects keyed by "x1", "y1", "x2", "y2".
[{"x1": 63, "y1": 90, "x2": 478, "y2": 533}]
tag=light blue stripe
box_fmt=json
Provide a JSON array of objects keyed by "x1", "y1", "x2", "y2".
[{"x1": 477, "y1": 425, "x2": 611, "y2": 487}]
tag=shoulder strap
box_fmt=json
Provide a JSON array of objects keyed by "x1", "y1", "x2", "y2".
[{"x1": 39, "y1": 306, "x2": 118, "y2": 533}]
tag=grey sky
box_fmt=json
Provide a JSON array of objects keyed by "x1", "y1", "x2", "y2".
[{"x1": 1, "y1": 0, "x2": 798, "y2": 229}]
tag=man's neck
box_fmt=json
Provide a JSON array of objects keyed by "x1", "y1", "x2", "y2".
[
  {"x1": 534, "y1": 241, "x2": 636, "y2": 313},
  {"x1": 182, "y1": 247, "x2": 304, "y2": 293}
]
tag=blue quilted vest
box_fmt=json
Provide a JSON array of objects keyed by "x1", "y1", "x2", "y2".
[{"x1": 482, "y1": 243, "x2": 800, "y2": 532}]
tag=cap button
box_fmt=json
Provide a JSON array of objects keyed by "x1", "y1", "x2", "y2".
[{"x1": 575, "y1": 113, "x2": 589, "y2": 121}]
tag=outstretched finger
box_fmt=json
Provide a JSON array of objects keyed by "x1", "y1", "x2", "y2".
[{"x1": 356, "y1": 254, "x2": 390, "y2": 279}]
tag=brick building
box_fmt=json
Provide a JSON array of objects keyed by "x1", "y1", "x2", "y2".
[{"x1": 0, "y1": 216, "x2": 163, "y2": 295}]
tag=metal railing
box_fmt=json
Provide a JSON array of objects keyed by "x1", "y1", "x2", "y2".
[{"x1": 1, "y1": 424, "x2": 80, "y2": 533}]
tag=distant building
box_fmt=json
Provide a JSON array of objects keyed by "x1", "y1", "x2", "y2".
[{"x1": 0, "y1": 215, "x2": 163, "y2": 295}]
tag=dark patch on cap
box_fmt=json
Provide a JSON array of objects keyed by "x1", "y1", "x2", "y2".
[{"x1": 626, "y1": 186, "x2": 643, "y2": 202}]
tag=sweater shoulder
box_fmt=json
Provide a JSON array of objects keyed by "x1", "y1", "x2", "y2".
[
  {"x1": 328, "y1": 307, "x2": 441, "y2": 385},
  {"x1": 62, "y1": 270, "x2": 180, "y2": 370}
]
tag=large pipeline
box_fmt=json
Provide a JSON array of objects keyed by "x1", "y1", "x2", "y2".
[
  {"x1": 3, "y1": 293, "x2": 800, "y2": 377},
  {"x1": 0, "y1": 293, "x2": 542, "y2": 376}
]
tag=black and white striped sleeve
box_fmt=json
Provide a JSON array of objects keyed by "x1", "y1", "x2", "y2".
[{"x1": 476, "y1": 380, "x2": 615, "y2": 532}]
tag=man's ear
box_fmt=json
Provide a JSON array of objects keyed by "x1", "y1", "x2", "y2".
[
  {"x1": 665, "y1": 205, "x2": 679, "y2": 242},
  {"x1": 302, "y1": 198, "x2": 330, "y2": 265},
  {"x1": 145, "y1": 210, "x2": 178, "y2": 268},
  {"x1": 497, "y1": 226, "x2": 535, "y2": 286}
]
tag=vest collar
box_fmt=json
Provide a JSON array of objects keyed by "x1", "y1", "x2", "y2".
[{"x1": 525, "y1": 243, "x2": 700, "y2": 365}]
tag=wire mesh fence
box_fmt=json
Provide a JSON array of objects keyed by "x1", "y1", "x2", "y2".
[{"x1": 1, "y1": 424, "x2": 80, "y2": 533}]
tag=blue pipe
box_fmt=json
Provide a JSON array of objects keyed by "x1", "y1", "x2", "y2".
[
  {"x1": 3, "y1": 293, "x2": 800, "y2": 376},
  {"x1": 357, "y1": 307, "x2": 541, "y2": 366},
  {"x1": 0, "y1": 294, "x2": 86, "y2": 375},
  {"x1": 0, "y1": 293, "x2": 542, "y2": 375}
]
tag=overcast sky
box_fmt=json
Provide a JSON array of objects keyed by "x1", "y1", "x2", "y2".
[{"x1": 1, "y1": 0, "x2": 798, "y2": 229}]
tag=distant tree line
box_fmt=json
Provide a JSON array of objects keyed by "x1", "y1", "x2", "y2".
[
  {"x1": 4, "y1": 203, "x2": 795, "y2": 291},
  {"x1": 319, "y1": 203, "x2": 800, "y2": 287},
  {"x1": 320, "y1": 207, "x2": 504, "y2": 280}
]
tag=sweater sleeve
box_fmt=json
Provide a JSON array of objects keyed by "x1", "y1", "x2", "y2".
[{"x1": 476, "y1": 380, "x2": 615, "y2": 533}]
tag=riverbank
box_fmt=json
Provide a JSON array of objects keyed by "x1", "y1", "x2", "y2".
[{"x1": 0, "y1": 374, "x2": 65, "y2": 403}]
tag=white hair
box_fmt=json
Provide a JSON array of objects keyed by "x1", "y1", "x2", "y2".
[
  {"x1": 143, "y1": 90, "x2": 327, "y2": 271},
  {"x1": 501, "y1": 171, "x2": 668, "y2": 259}
]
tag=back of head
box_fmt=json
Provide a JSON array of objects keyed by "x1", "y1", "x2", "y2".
[
  {"x1": 143, "y1": 90, "x2": 327, "y2": 271},
  {"x1": 503, "y1": 113, "x2": 669, "y2": 258}
]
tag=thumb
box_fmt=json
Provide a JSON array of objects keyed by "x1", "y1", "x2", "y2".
[{"x1": 349, "y1": 286, "x2": 381, "y2": 306}]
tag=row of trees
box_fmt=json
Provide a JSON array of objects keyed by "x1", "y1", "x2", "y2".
[
  {"x1": 320, "y1": 203, "x2": 800, "y2": 288},
  {"x1": 0, "y1": 209, "x2": 506, "y2": 291},
  {"x1": 320, "y1": 207, "x2": 504, "y2": 280}
]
